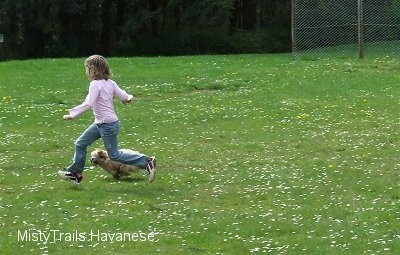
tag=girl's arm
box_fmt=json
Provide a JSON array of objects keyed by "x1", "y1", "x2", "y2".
[
  {"x1": 112, "y1": 80, "x2": 133, "y2": 103},
  {"x1": 67, "y1": 101, "x2": 92, "y2": 119},
  {"x1": 64, "y1": 82, "x2": 99, "y2": 120}
]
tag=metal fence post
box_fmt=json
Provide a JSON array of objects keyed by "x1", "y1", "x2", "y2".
[
  {"x1": 0, "y1": 34, "x2": 4, "y2": 61},
  {"x1": 358, "y1": 0, "x2": 365, "y2": 59},
  {"x1": 291, "y1": 0, "x2": 297, "y2": 60}
]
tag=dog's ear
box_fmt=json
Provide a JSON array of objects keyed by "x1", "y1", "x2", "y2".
[{"x1": 98, "y1": 150, "x2": 108, "y2": 159}]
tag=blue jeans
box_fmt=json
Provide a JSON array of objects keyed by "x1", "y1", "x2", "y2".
[{"x1": 67, "y1": 121, "x2": 148, "y2": 174}]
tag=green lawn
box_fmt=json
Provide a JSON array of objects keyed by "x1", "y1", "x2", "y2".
[{"x1": 0, "y1": 53, "x2": 399, "y2": 255}]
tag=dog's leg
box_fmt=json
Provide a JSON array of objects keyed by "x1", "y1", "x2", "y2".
[
  {"x1": 119, "y1": 165, "x2": 132, "y2": 177},
  {"x1": 103, "y1": 166, "x2": 118, "y2": 177},
  {"x1": 112, "y1": 174, "x2": 121, "y2": 179}
]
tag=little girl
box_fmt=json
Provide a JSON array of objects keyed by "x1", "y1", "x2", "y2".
[{"x1": 58, "y1": 55, "x2": 156, "y2": 185}]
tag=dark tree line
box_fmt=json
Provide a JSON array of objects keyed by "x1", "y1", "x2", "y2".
[{"x1": 0, "y1": 0, "x2": 291, "y2": 59}]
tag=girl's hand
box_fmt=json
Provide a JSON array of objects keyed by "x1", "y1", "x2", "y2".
[
  {"x1": 122, "y1": 95, "x2": 134, "y2": 104},
  {"x1": 63, "y1": 114, "x2": 73, "y2": 120}
]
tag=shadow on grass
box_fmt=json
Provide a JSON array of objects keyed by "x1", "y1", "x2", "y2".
[
  {"x1": 65, "y1": 185, "x2": 87, "y2": 191},
  {"x1": 104, "y1": 176, "x2": 146, "y2": 183},
  {"x1": 61, "y1": 177, "x2": 145, "y2": 192}
]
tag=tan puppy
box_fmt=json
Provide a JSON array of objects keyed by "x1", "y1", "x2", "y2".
[{"x1": 90, "y1": 149, "x2": 139, "y2": 179}]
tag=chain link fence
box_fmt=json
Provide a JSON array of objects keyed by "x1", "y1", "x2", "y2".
[{"x1": 291, "y1": 0, "x2": 400, "y2": 59}]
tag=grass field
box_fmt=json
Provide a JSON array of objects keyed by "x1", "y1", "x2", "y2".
[{"x1": 0, "y1": 53, "x2": 399, "y2": 255}]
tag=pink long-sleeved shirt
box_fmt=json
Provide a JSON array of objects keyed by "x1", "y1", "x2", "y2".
[{"x1": 69, "y1": 79, "x2": 131, "y2": 124}]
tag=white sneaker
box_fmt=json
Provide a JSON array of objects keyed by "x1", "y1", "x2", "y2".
[
  {"x1": 145, "y1": 157, "x2": 156, "y2": 183},
  {"x1": 58, "y1": 170, "x2": 83, "y2": 185}
]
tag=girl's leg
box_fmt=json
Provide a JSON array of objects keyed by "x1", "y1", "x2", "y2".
[
  {"x1": 67, "y1": 123, "x2": 101, "y2": 173},
  {"x1": 98, "y1": 121, "x2": 149, "y2": 168}
]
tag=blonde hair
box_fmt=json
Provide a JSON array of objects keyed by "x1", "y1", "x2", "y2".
[{"x1": 84, "y1": 55, "x2": 111, "y2": 80}]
